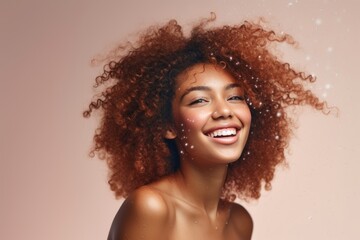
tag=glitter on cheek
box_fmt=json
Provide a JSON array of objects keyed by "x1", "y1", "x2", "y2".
[{"x1": 186, "y1": 118, "x2": 195, "y2": 123}]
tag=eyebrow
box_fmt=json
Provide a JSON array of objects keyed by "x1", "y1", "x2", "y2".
[{"x1": 179, "y1": 83, "x2": 242, "y2": 101}]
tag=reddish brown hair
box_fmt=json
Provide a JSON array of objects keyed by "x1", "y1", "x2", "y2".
[{"x1": 84, "y1": 16, "x2": 326, "y2": 200}]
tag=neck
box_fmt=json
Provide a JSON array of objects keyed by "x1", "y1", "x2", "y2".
[{"x1": 173, "y1": 158, "x2": 228, "y2": 219}]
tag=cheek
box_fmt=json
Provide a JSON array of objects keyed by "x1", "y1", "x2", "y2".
[
  {"x1": 172, "y1": 110, "x2": 209, "y2": 149},
  {"x1": 175, "y1": 109, "x2": 208, "y2": 133},
  {"x1": 235, "y1": 106, "x2": 252, "y2": 125}
]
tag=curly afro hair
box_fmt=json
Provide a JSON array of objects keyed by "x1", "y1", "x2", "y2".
[{"x1": 84, "y1": 15, "x2": 326, "y2": 201}]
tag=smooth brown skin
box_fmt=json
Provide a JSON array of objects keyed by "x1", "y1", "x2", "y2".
[{"x1": 108, "y1": 64, "x2": 253, "y2": 240}]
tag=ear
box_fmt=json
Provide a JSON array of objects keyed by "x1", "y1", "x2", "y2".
[{"x1": 164, "y1": 127, "x2": 177, "y2": 139}]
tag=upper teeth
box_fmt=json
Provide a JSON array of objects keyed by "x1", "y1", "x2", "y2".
[{"x1": 207, "y1": 128, "x2": 237, "y2": 138}]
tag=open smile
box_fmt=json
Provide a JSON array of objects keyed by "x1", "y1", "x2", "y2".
[
  {"x1": 206, "y1": 128, "x2": 237, "y2": 138},
  {"x1": 204, "y1": 127, "x2": 241, "y2": 145}
]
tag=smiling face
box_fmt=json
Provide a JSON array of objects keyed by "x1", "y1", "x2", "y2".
[{"x1": 167, "y1": 63, "x2": 251, "y2": 167}]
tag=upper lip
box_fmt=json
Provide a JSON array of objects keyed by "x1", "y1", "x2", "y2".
[{"x1": 203, "y1": 123, "x2": 242, "y2": 135}]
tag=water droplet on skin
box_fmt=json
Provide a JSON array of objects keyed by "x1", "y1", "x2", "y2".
[
  {"x1": 184, "y1": 143, "x2": 188, "y2": 147},
  {"x1": 276, "y1": 112, "x2": 282, "y2": 117},
  {"x1": 180, "y1": 150, "x2": 184, "y2": 154},
  {"x1": 190, "y1": 145, "x2": 194, "y2": 149},
  {"x1": 275, "y1": 135, "x2": 280, "y2": 140}
]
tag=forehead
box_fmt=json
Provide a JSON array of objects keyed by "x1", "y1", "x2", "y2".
[{"x1": 175, "y1": 63, "x2": 237, "y2": 88}]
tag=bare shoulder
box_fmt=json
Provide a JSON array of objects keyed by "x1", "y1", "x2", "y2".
[
  {"x1": 126, "y1": 186, "x2": 169, "y2": 216},
  {"x1": 108, "y1": 186, "x2": 170, "y2": 240},
  {"x1": 228, "y1": 201, "x2": 253, "y2": 240}
]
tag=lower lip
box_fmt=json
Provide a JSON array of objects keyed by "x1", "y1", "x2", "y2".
[{"x1": 207, "y1": 131, "x2": 240, "y2": 145}]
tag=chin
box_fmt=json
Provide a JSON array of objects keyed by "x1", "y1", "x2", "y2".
[{"x1": 208, "y1": 153, "x2": 242, "y2": 165}]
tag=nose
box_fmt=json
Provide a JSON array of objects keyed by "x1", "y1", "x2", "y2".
[{"x1": 211, "y1": 100, "x2": 233, "y2": 119}]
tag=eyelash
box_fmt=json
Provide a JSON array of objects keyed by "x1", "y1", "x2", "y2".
[
  {"x1": 228, "y1": 95, "x2": 245, "y2": 101},
  {"x1": 189, "y1": 95, "x2": 244, "y2": 105},
  {"x1": 189, "y1": 98, "x2": 208, "y2": 105}
]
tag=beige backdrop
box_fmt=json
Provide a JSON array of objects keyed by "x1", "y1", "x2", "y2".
[{"x1": 1, "y1": 0, "x2": 359, "y2": 239}]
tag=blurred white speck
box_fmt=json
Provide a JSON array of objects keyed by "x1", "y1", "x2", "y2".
[
  {"x1": 322, "y1": 92, "x2": 328, "y2": 98},
  {"x1": 325, "y1": 83, "x2": 331, "y2": 89},
  {"x1": 315, "y1": 18, "x2": 322, "y2": 26},
  {"x1": 305, "y1": 55, "x2": 311, "y2": 61},
  {"x1": 288, "y1": 0, "x2": 299, "y2": 6},
  {"x1": 326, "y1": 47, "x2": 333, "y2": 53}
]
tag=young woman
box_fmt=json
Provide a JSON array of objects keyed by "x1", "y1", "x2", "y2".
[{"x1": 84, "y1": 15, "x2": 326, "y2": 240}]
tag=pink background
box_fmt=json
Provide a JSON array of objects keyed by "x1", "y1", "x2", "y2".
[{"x1": 1, "y1": 0, "x2": 359, "y2": 239}]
